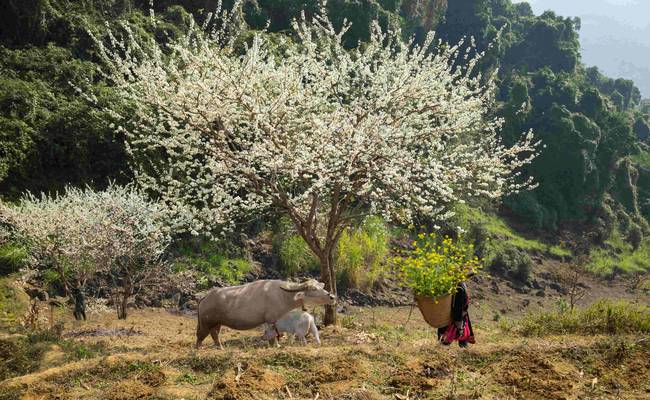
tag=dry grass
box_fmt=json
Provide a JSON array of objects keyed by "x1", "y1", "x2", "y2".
[{"x1": 1, "y1": 304, "x2": 649, "y2": 400}]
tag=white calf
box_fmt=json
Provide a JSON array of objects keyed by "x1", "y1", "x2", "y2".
[{"x1": 263, "y1": 310, "x2": 321, "y2": 345}]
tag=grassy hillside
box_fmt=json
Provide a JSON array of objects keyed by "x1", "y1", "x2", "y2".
[
  {"x1": 588, "y1": 233, "x2": 650, "y2": 275},
  {"x1": 1, "y1": 303, "x2": 648, "y2": 399}
]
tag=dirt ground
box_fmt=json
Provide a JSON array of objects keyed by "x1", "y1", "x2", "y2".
[{"x1": 1, "y1": 299, "x2": 649, "y2": 400}]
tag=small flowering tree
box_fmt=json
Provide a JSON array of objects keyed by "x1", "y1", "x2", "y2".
[
  {"x1": 91, "y1": 3, "x2": 540, "y2": 324},
  {"x1": 88, "y1": 186, "x2": 172, "y2": 319},
  {"x1": 0, "y1": 189, "x2": 100, "y2": 302},
  {"x1": 0, "y1": 184, "x2": 170, "y2": 319}
]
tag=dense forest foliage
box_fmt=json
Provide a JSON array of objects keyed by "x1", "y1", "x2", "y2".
[{"x1": 1, "y1": 0, "x2": 649, "y2": 245}]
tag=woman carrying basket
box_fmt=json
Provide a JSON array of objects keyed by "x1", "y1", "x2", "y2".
[{"x1": 438, "y1": 281, "x2": 475, "y2": 347}]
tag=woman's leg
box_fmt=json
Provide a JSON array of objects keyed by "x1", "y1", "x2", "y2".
[
  {"x1": 437, "y1": 327, "x2": 445, "y2": 340},
  {"x1": 453, "y1": 284, "x2": 469, "y2": 347}
]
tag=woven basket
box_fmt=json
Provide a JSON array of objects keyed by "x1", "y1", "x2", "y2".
[{"x1": 414, "y1": 293, "x2": 452, "y2": 328}]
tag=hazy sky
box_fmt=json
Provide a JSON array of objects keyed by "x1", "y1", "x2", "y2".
[{"x1": 515, "y1": 0, "x2": 650, "y2": 97}]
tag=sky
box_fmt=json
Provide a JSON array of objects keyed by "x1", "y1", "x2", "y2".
[{"x1": 514, "y1": 0, "x2": 650, "y2": 97}]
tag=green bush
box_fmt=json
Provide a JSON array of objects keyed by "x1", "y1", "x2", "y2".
[
  {"x1": 592, "y1": 201, "x2": 617, "y2": 245},
  {"x1": 627, "y1": 223, "x2": 643, "y2": 250},
  {"x1": 467, "y1": 223, "x2": 490, "y2": 259},
  {"x1": 489, "y1": 245, "x2": 533, "y2": 283},
  {"x1": 508, "y1": 300, "x2": 650, "y2": 337},
  {"x1": 0, "y1": 243, "x2": 27, "y2": 275},
  {"x1": 504, "y1": 191, "x2": 555, "y2": 230},
  {"x1": 278, "y1": 235, "x2": 319, "y2": 276},
  {"x1": 172, "y1": 241, "x2": 251, "y2": 288},
  {"x1": 336, "y1": 217, "x2": 390, "y2": 292}
]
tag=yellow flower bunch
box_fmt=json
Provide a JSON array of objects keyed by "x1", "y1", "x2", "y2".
[{"x1": 394, "y1": 233, "x2": 482, "y2": 298}]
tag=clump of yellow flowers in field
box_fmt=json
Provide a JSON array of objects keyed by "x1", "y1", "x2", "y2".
[{"x1": 395, "y1": 233, "x2": 482, "y2": 298}]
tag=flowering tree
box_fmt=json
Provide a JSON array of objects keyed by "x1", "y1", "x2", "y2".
[
  {"x1": 86, "y1": 186, "x2": 172, "y2": 319},
  {"x1": 91, "y1": 3, "x2": 540, "y2": 324},
  {"x1": 0, "y1": 189, "x2": 100, "y2": 302},
  {"x1": 0, "y1": 184, "x2": 170, "y2": 319}
]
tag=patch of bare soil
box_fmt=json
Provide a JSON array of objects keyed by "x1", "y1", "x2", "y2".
[
  {"x1": 105, "y1": 378, "x2": 157, "y2": 400},
  {"x1": 64, "y1": 327, "x2": 143, "y2": 337},
  {"x1": 39, "y1": 344, "x2": 66, "y2": 371},
  {"x1": 492, "y1": 349, "x2": 577, "y2": 400},
  {"x1": 210, "y1": 362, "x2": 286, "y2": 400}
]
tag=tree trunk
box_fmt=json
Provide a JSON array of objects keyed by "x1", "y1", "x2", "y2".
[
  {"x1": 71, "y1": 278, "x2": 87, "y2": 321},
  {"x1": 320, "y1": 251, "x2": 338, "y2": 326},
  {"x1": 117, "y1": 283, "x2": 131, "y2": 320},
  {"x1": 73, "y1": 289, "x2": 87, "y2": 321},
  {"x1": 53, "y1": 259, "x2": 71, "y2": 297}
]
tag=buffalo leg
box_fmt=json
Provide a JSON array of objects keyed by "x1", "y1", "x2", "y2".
[
  {"x1": 210, "y1": 325, "x2": 223, "y2": 349},
  {"x1": 196, "y1": 324, "x2": 211, "y2": 349}
]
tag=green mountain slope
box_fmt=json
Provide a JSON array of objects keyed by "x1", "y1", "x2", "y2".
[{"x1": 1, "y1": 0, "x2": 648, "y2": 246}]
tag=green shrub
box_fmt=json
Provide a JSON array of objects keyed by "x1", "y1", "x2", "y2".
[
  {"x1": 41, "y1": 268, "x2": 61, "y2": 287},
  {"x1": 449, "y1": 204, "x2": 566, "y2": 261},
  {"x1": 278, "y1": 235, "x2": 318, "y2": 276},
  {"x1": 172, "y1": 241, "x2": 251, "y2": 288},
  {"x1": 592, "y1": 201, "x2": 617, "y2": 244},
  {"x1": 0, "y1": 243, "x2": 27, "y2": 275},
  {"x1": 504, "y1": 191, "x2": 555, "y2": 230},
  {"x1": 0, "y1": 387, "x2": 22, "y2": 400},
  {"x1": 627, "y1": 224, "x2": 643, "y2": 250},
  {"x1": 489, "y1": 245, "x2": 533, "y2": 283},
  {"x1": 555, "y1": 298, "x2": 569, "y2": 314},
  {"x1": 336, "y1": 216, "x2": 390, "y2": 292},
  {"x1": 467, "y1": 223, "x2": 490, "y2": 259},
  {"x1": 492, "y1": 311, "x2": 501, "y2": 322},
  {"x1": 509, "y1": 300, "x2": 650, "y2": 337}
]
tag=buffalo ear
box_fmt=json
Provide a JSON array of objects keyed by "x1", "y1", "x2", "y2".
[{"x1": 294, "y1": 292, "x2": 305, "y2": 301}]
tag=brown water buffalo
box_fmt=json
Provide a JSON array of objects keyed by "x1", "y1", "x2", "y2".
[{"x1": 195, "y1": 279, "x2": 335, "y2": 349}]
